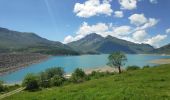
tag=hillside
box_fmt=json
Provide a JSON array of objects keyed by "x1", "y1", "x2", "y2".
[
  {"x1": 152, "y1": 44, "x2": 170, "y2": 54},
  {"x1": 3, "y1": 64, "x2": 170, "y2": 100},
  {"x1": 0, "y1": 27, "x2": 79, "y2": 55},
  {"x1": 68, "y1": 33, "x2": 154, "y2": 54}
]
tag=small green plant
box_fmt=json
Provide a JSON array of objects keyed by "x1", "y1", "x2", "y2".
[
  {"x1": 22, "y1": 73, "x2": 40, "y2": 91},
  {"x1": 70, "y1": 68, "x2": 87, "y2": 83},
  {"x1": 126, "y1": 65, "x2": 140, "y2": 71},
  {"x1": 0, "y1": 80, "x2": 5, "y2": 92},
  {"x1": 39, "y1": 72, "x2": 51, "y2": 88},
  {"x1": 45, "y1": 67, "x2": 64, "y2": 79},
  {"x1": 143, "y1": 65, "x2": 150, "y2": 69},
  {"x1": 51, "y1": 75, "x2": 65, "y2": 86},
  {"x1": 88, "y1": 71, "x2": 114, "y2": 79}
]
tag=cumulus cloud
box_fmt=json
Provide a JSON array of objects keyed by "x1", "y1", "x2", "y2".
[
  {"x1": 74, "y1": 0, "x2": 113, "y2": 18},
  {"x1": 112, "y1": 26, "x2": 131, "y2": 36},
  {"x1": 64, "y1": 22, "x2": 110, "y2": 43},
  {"x1": 63, "y1": 22, "x2": 132, "y2": 43},
  {"x1": 133, "y1": 30, "x2": 147, "y2": 42},
  {"x1": 145, "y1": 34, "x2": 167, "y2": 47},
  {"x1": 150, "y1": 0, "x2": 158, "y2": 4},
  {"x1": 119, "y1": 0, "x2": 137, "y2": 10},
  {"x1": 114, "y1": 11, "x2": 124, "y2": 18},
  {"x1": 77, "y1": 22, "x2": 109, "y2": 36},
  {"x1": 166, "y1": 28, "x2": 170, "y2": 34},
  {"x1": 63, "y1": 35, "x2": 74, "y2": 44},
  {"x1": 137, "y1": 18, "x2": 158, "y2": 30},
  {"x1": 129, "y1": 14, "x2": 148, "y2": 26},
  {"x1": 63, "y1": 16, "x2": 164, "y2": 47}
]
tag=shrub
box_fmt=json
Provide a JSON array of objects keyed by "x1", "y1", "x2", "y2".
[
  {"x1": 45, "y1": 67, "x2": 64, "y2": 79},
  {"x1": 70, "y1": 68, "x2": 87, "y2": 83},
  {"x1": 0, "y1": 81, "x2": 5, "y2": 92},
  {"x1": 88, "y1": 71, "x2": 114, "y2": 79},
  {"x1": 22, "y1": 73, "x2": 39, "y2": 91},
  {"x1": 39, "y1": 72, "x2": 51, "y2": 88},
  {"x1": 126, "y1": 65, "x2": 140, "y2": 71},
  {"x1": 51, "y1": 75, "x2": 65, "y2": 86},
  {"x1": 143, "y1": 65, "x2": 150, "y2": 69},
  {"x1": 89, "y1": 71, "x2": 106, "y2": 79}
]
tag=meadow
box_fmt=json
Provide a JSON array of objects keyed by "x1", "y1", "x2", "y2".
[{"x1": 2, "y1": 64, "x2": 170, "y2": 100}]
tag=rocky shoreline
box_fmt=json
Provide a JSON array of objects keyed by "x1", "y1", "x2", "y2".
[{"x1": 0, "y1": 53, "x2": 49, "y2": 76}]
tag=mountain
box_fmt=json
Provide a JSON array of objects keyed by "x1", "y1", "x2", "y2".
[
  {"x1": 0, "y1": 27, "x2": 79, "y2": 55},
  {"x1": 68, "y1": 33, "x2": 104, "y2": 53},
  {"x1": 152, "y1": 44, "x2": 170, "y2": 54},
  {"x1": 68, "y1": 33, "x2": 154, "y2": 54}
]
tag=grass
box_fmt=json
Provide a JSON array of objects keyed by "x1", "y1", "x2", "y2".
[
  {"x1": 3, "y1": 64, "x2": 170, "y2": 100},
  {"x1": 0, "y1": 84, "x2": 20, "y2": 95}
]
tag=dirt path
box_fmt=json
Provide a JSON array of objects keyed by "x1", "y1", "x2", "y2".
[{"x1": 0, "y1": 87, "x2": 24, "y2": 100}]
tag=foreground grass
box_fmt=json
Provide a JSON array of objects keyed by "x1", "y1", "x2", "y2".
[{"x1": 3, "y1": 64, "x2": 170, "y2": 100}]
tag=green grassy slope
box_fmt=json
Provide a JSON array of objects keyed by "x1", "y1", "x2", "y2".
[
  {"x1": 0, "y1": 27, "x2": 79, "y2": 55},
  {"x1": 3, "y1": 64, "x2": 170, "y2": 100}
]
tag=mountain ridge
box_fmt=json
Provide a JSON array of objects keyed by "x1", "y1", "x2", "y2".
[
  {"x1": 1, "y1": 27, "x2": 169, "y2": 55},
  {"x1": 68, "y1": 33, "x2": 154, "y2": 54},
  {"x1": 0, "y1": 27, "x2": 79, "y2": 55},
  {"x1": 152, "y1": 43, "x2": 170, "y2": 54}
]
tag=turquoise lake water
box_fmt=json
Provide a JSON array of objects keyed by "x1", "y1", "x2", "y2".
[{"x1": 1, "y1": 54, "x2": 170, "y2": 83}]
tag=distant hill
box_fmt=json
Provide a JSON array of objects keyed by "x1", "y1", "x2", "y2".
[
  {"x1": 0, "y1": 27, "x2": 79, "y2": 55},
  {"x1": 152, "y1": 44, "x2": 170, "y2": 54},
  {"x1": 68, "y1": 33, "x2": 154, "y2": 54}
]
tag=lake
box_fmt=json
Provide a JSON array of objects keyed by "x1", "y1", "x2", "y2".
[{"x1": 1, "y1": 54, "x2": 170, "y2": 83}]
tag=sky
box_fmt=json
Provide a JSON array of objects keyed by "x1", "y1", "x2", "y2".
[{"x1": 0, "y1": 0, "x2": 170, "y2": 47}]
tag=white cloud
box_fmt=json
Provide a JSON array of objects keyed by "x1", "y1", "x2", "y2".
[
  {"x1": 64, "y1": 20, "x2": 164, "y2": 47},
  {"x1": 137, "y1": 18, "x2": 158, "y2": 30},
  {"x1": 64, "y1": 22, "x2": 110, "y2": 43},
  {"x1": 119, "y1": 0, "x2": 137, "y2": 10},
  {"x1": 63, "y1": 22, "x2": 132, "y2": 43},
  {"x1": 133, "y1": 30, "x2": 147, "y2": 42},
  {"x1": 113, "y1": 26, "x2": 131, "y2": 36},
  {"x1": 63, "y1": 35, "x2": 74, "y2": 44},
  {"x1": 145, "y1": 34, "x2": 167, "y2": 47},
  {"x1": 150, "y1": 0, "x2": 158, "y2": 4},
  {"x1": 76, "y1": 22, "x2": 109, "y2": 36},
  {"x1": 129, "y1": 14, "x2": 148, "y2": 26},
  {"x1": 114, "y1": 11, "x2": 124, "y2": 18},
  {"x1": 74, "y1": 0, "x2": 113, "y2": 18},
  {"x1": 166, "y1": 28, "x2": 170, "y2": 34}
]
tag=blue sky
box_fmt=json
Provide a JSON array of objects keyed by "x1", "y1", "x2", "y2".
[{"x1": 0, "y1": 0, "x2": 170, "y2": 47}]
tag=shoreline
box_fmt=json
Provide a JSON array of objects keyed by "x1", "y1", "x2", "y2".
[
  {"x1": 84, "y1": 66, "x2": 124, "y2": 74},
  {"x1": 0, "y1": 53, "x2": 49, "y2": 76},
  {"x1": 6, "y1": 66, "x2": 120, "y2": 85},
  {"x1": 65, "y1": 66, "x2": 124, "y2": 78},
  {"x1": 133, "y1": 54, "x2": 170, "y2": 56},
  {"x1": 150, "y1": 58, "x2": 170, "y2": 64}
]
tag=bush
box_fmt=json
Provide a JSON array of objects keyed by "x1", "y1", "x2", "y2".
[
  {"x1": 89, "y1": 71, "x2": 106, "y2": 79},
  {"x1": 45, "y1": 67, "x2": 64, "y2": 79},
  {"x1": 0, "y1": 81, "x2": 5, "y2": 92},
  {"x1": 22, "y1": 73, "x2": 40, "y2": 91},
  {"x1": 38, "y1": 67, "x2": 65, "y2": 88},
  {"x1": 51, "y1": 75, "x2": 65, "y2": 86},
  {"x1": 88, "y1": 71, "x2": 114, "y2": 79},
  {"x1": 70, "y1": 68, "x2": 87, "y2": 83},
  {"x1": 39, "y1": 72, "x2": 51, "y2": 88},
  {"x1": 126, "y1": 65, "x2": 140, "y2": 71},
  {"x1": 143, "y1": 65, "x2": 150, "y2": 69}
]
